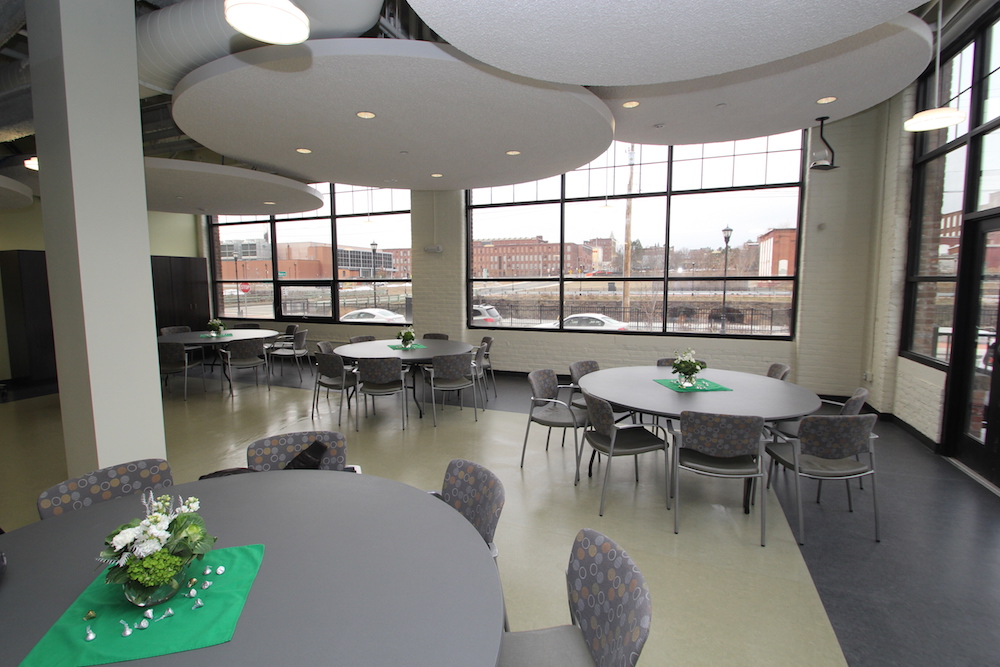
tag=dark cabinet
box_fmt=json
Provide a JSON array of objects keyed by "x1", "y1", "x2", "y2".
[
  {"x1": 151, "y1": 256, "x2": 211, "y2": 333},
  {"x1": 0, "y1": 250, "x2": 56, "y2": 384}
]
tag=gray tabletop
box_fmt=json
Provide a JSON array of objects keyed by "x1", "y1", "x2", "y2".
[
  {"x1": 0, "y1": 472, "x2": 504, "y2": 666},
  {"x1": 158, "y1": 329, "x2": 280, "y2": 346},
  {"x1": 335, "y1": 338, "x2": 474, "y2": 363},
  {"x1": 579, "y1": 367, "x2": 821, "y2": 421}
]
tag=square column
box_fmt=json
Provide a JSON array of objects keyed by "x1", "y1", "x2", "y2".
[{"x1": 27, "y1": 0, "x2": 166, "y2": 474}]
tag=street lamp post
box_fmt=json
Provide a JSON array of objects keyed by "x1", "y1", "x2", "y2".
[
  {"x1": 232, "y1": 247, "x2": 243, "y2": 318},
  {"x1": 721, "y1": 226, "x2": 732, "y2": 334},
  {"x1": 370, "y1": 241, "x2": 378, "y2": 307}
]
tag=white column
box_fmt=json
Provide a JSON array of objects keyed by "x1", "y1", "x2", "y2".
[{"x1": 27, "y1": 0, "x2": 166, "y2": 474}]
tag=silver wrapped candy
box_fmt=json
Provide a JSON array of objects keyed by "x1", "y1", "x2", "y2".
[
  {"x1": 119, "y1": 620, "x2": 132, "y2": 637},
  {"x1": 155, "y1": 608, "x2": 174, "y2": 622},
  {"x1": 203, "y1": 566, "x2": 212, "y2": 576},
  {"x1": 216, "y1": 566, "x2": 226, "y2": 575},
  {"x1": 186, "y1": 589, "x2": 198, "y2": 598},
  {"x1": 143, "y1": 609, "x2": 154, "y2": 619},
  {"x1": 191, "y1": 598, "x2": 204, "y2": 609},
  {"x1": 136, "y1": 619, "x2": 149, "y2": 630},
  {"x1": 201, "y1": 580, "x2": 213, "y2": 590},
  {"x1": 85, "y1": 626, "x2": 96, "y2": 641}
]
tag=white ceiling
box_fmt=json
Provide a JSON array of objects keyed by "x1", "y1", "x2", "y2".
[
  {"x1": 405, "y1": 0, "x2": 926, "y2": 86},
  {"x1": 171, "y1": 38, "x2": 615, "y2": 191},
  {"x1": 1, "y1": 1, "x2": 940, "y2": 210}
]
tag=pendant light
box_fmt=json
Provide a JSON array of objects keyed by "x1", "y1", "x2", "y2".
[
  {"x1": 809, "y1": 116, "x2": 838, "y2": 171},
  {"x1": 224, "y1": 0, "x2": 310, "y2": 45},
  {"x1": 904, "y1": 0, "x2": 967, "y2": 132}
]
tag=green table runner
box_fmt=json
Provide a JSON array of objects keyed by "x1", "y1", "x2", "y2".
[
  {"x1": 20, "y1": 544, "x2": 264, "y2": 667},
  {"x1": 388, "y1": 343, "x2": 427, "y2": 350},
  {"x1": 655, "y1": 378, "x2": 733, "y2": 392},
  {"x1": 199, "y1": 333, "x2": 232, "y2": 338}
]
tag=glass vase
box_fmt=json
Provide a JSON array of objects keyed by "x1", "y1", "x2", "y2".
[
  {"x1": 123, "y1": 566, "x2": 187, "y2": 607},
  {"x1": 678, "y1": 374, "x2": 697, "y2": 388}
]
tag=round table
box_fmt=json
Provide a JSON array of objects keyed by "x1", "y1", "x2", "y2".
[
  {"x1": 0, "y1": 472, "x2": 504, "y2": 666},
  {"x1": 333, "y1": 338, "x2": 474, "y2": 363},
  {"x1": 335, "y1": 339, "x2": 476, "y2": 417},
  {"x1": 578, "y1": 367, "x2": 821, "y2": 420},
  {"x1": 157, "y1": 329, "x2": 280, "y2": 346}
]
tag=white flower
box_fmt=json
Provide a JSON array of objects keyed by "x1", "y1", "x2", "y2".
[
  {"x1": 132, "y1": 538, "x2": 164, "y2": 558},
  {"x1": 112, "y1": 527, "x2": 141, "y2": 551},
  {"x1": 179, "y1": 498, "x2": 200, "y2": 513}
]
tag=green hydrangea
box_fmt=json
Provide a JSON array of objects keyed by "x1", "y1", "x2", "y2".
[{"x1": 126, "y1": 550, "x2": 184, "y2": 587}]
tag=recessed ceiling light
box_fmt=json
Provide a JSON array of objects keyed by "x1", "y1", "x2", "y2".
[
  {"x1": 264, "y1": 201, "x2": 276, "y2": 205},
  {"x1": 817, "y1": 96, "x2": 837, "y2": 104},
  {"x1": 431, "y1": 173, "x2": 443, "y2": 178},
  {"x1": 356, "y1": 111, "x2": 376, "y2": 119},
  {"x1": 23, "y1": 156, "x2": 38, "y2": 170},
  {"x1": 622, "y1": 100, "x2": 640, "y2": 109},
  {"x1": 296, "y1": 148, "x2": 312, "y2": 154},
  {"x1": 506, "y1": 150, "x2": 521, "y2": 156}
]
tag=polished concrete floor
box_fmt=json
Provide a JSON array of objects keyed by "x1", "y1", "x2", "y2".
[{"x1": 13, "y1": 363, "x2": 1000, "y2": 665}]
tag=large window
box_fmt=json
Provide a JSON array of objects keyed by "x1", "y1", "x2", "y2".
[
  {"x1": 210, "y1": 184, "x2": 412, "y2": 324},
  {"x1": 904, "y1": 10, "x2": 1000, "y2": 366},
  {"x1": 468, "y1": 133, "x2": 803, "y2": 336}
]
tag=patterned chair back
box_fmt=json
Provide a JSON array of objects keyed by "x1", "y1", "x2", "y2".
[
  {"x1": 349, "y1": 335, "x2": 375, "y2": 343},
  {"x1": 423, "y1": 332, "x2": 449, "y2": 340},
  {"x1": 37, "y1": 459, "x2": 173, "y2": 520},
  {"x1": 480, "y1": 336, "x2": 494, "y2": 353},
  {"x1": 440, "y1": 458, "x2": 505, "y2": 544},
  {"x1": 840, "y1": 387, "x2": 869, "y2": 415},
  {"x1": 583, "y1": 391, "x2": 616, "y2": 438},
  {"x1": 431, "y1": 353, "x2": 471, "y2": 381},
  {"x1": 246, "y1": 431, "x2": 348, "y2": 471},
  {"x1": 679, "y1": 411, "x2": 765, "y2": 457},
  {"x1": 527, "y1": 368, "x2": 559, "y2": 406},
  {"x1": 655, "y1": 357, "x2": 674, "y2": 367},
  {"x1": 227, "y1": 338, "x2": 265, "y2": 360},
  {"x1": 158, "y1": 342, "x2": 187, "y2": 367},
  {"x1": 284, "y1": 324, "x2": 299, "y2": 336},
  {"x1": 766, "y1": 362, "x2": 791, "y2": 380},
  {"x1": 316, "y1": 352, "x2": 347, "y2": 378},
  {"x1": 569, "y1": 360, "x2": 600, "y2": 386},
  {"x1": 567, "y1": 528, "x2": 652, "y2": 666},
  {"x1": 159, "y1": 325, "x2": 191, "y2": 335},
  {"x1": 798, "y1": 414, "x2": 877, "y2": 460},
  {"x1": 316, "y1": 340, "x2": 336, "y2": 354},
  {"x1": 358, "y1": 357, "x2": 402, "y2": 385},
  {"x1": 470, "y1": 344, "x2": 486, "y2": 376}
]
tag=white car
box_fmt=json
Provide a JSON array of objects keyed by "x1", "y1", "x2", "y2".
[
  {"x1": 471, "y1": 304, "x2": 503, "y2": 326},
  {"x1": 340, "y1": 308, "x2": 407, "y2": 323},
  {"x1": 534, "y1": 313, "x2": 629, "y2": 331}
]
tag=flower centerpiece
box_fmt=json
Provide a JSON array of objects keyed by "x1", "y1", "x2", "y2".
[
  {"x1": 99, "y1": 492, "x2": 216, "y2": 607},
  {"x1": 207, "y1": 318, "x2": 225, "y2": 335},
  {"x1": 671, "y1": 349, "x2": 707, "y2": 388},
  {"x1": 396, "y1": 325, "x2": 416, "y2": 348}
]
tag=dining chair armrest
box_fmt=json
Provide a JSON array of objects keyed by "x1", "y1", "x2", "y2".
[{"x1": 531, "y1": 396, "x2": 573, "y2": 411}]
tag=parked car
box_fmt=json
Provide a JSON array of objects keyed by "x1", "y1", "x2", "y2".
[
  {"x1": 471, "y1": 304, "x2": 503, "y2": 326},
  {"x1": 340, "y1": 308, "x2": 406, "y2": 323},
  {"x1": 708, "y1": 305, "x2": 745, "y2": 324},
  {"x1": 534, "y1": 313, "x2": 629, "y2": 331}
]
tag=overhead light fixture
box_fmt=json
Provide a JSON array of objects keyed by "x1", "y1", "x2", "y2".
[
  {"x1": 904, "y1": 0, "x2": 967, "y2": 132},
  {"x1": 296, "y1": 148, "x2": 312, "y2": 154},
  {"x1": 809, "y1": 116, "x2": 839, "y2": 171},
  {"x1": 224, "y1": 0, "x2": 310, "y2": 45},
  {"x1": 264, "y1": 201, "x2": 276, "y2": 205},
  {"x1": 23, "y1": 156, "x2": 38, "y2": 171},
  {"x1": 506, "y1": 150, "x2": 521, "y2": 156},
  {"x1": 431, "y1": 173, "x2": 443, "y2": 178},
  {"x1": 356, "y1": 111, "x2": 376, "y2": 119},
  {"x1": 816, "y1": 96, "x2": 837, "y2": 105},
  {"x1": 622, "y1": 101, "x2": 640, "y2": 109}
]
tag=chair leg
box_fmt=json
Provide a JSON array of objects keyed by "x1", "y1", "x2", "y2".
[
  {"x1": 588, "y1": 449, "x2": 597, "y2": 477},
  {"x1": 545, "y1": 427, "x2": 552, "y2": 451},
  {"x1": 673, "y1": 452, "x2": 680, "y2": 534},
  {"x1": 871, "y1": 472, "x2": 880, "y2": 542},
  {"x1": 520, "y1": 418, "x2": 532, "y2": 468},
  {"x1": 816, "y1": 480, "x2": 823, "y2": 504},
  {"x1": 759, "y1": 473, "x2": 767, "y2": 547},
  {"x1": 634, "y1": 455, "x2": 639, "y2": 483},
  {"x1": 431, "y1": 384, "x2": 438, "y2": 427},
  {"x1": 183, "y1": 366, "x2": 188, "y2": 401},
  {"x1": 846, "y1": 479, "x2": 854, "y2": 512},
  {"x1": 599, "y1": 451, "x2": 614, "y2": 516},
  {"x1": 795, "y1": 465, "x2": 805, "y2": 545}
]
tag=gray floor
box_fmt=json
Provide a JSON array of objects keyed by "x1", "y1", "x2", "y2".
[{"x1": 3, "y1": 364, "x2": 999, "y2": 665}]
